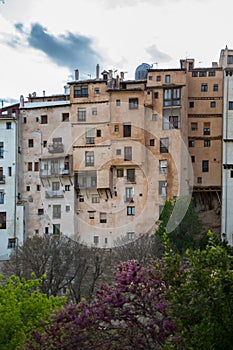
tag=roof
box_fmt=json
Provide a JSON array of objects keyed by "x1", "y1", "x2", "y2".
[{"x1": 21, "y1": 100, "x2": 70, "y2": 109}]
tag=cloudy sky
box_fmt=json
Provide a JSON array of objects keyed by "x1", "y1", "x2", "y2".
[{"x1": 0, "y1": 0, "x2": 232, "y2": 105}]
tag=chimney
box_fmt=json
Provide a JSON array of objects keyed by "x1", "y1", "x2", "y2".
[
  {"x1": 75, "y1": 69, "x2": 79, "y2": 80},
  {"x1": 116, "y1": 75, "x2": 120, "y2": 88},
  {"x1": 96, "y1": 64, "x2": 100, "y2": 79},
  {"x1": 43, "y1": 90, "x2": 45, "y2": 97},
  {"x1": 120, "y1": 72, "x2": 124, "y2": 80},
  {"x1": 20, "y1": 95, "x2": 24, "y2": 108}
]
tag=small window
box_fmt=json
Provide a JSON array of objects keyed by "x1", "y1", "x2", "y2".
[
  {"x1": 165, "y1": 75, "x2": 170, "y2": 83},
  {"x1": 148, "y1": 75, "x2": 152, "y2": 80},
  {"x1": 6, "y1": 122, "x2": 12, "y2": 129},
  {"x1": 8, "y1": 167, "x2": 12, "y2": 176},
  {"x1": 152, "y1": 114, "x2": 158, "y2": 121},
  {"x1": 191, "y1": 155, "x2": 195, "y2": 163},
  {"x1": 201, "y1": 84, "x2": 208, "y2": 92},
  {"x1": 159, "y1": 160, "x2": 168, "y2": 174},
  {"x1": 43, "y1": 141, "x2": 47, "y2": 148},
  {"x1": 210, "y1": 101, "x2": 216, "y2": 108},
  {"x1": 53, "y1": 205, "x2": 61, "y2": 219},
  {"x1": 0, "y1": 142, "x2": 3, "y2": 158},
  {"x1": 28, "y1": 139, "x2": 34, "y2": 148},
  {"x1": 213, "y1": 84, "x2": 218, "y2": 91},
  {"x1": 123, "y1": 124, "x2": 131, "y2": 137},
  {"x1": 0, "y1": 212, "x2": 6, "y2": 229},
  {"x1": 114, "y1": 125, "x2": 119, "y2": 133},
  {"x1": 117, "y1": 168, "x2": 124, "y2": 177},
  {"x1": 189, "y1": 101, "x2": 194, "y2": 108},
  {"x1": 96, "y1": 129, "x2": 101, "y2": 137},
  {"x1": 26, "y1": 186, "x2": 30, "y2": 191},
  {"x1": 24, "y1": 117, "x2": 27, "y2": 124},
  {"x1": 160, "y1": 138, "x2": 169, "y2": 153},
  {"x1": 92, "y1": 195, "x2": 100, "y2": 203},
  {"x1": 62, "y1": 113, "x2": 69, "y2": 122},
  {"x1": 37, "y1": 185, "x2": 40, "y2": 191},
  {"x1": 126, "y1": 168, "x2": 135, "y2": 183},
  {"x1": 53, "y1": 224, "x2": 60, "y2": 235},
  {"x1": 202, "y1": 160, "x2": 209, "y2": 172},
  {"x1": 156, "y1": 75, "x2": 161, "y2": 82},
  {"x1": 208, "y1": 71, "x2": 215, "y2": 77},
  {"x1": 129, "y1": 98, "x2": 138, "y2": 110},
  {"x1": 227, "y1": 55, "x2": 233, "y2": 64},
  {"x1": 79, "y1": 195, "x2": 84, "y2": 202},
  {"x1": 52, "y1": 182, "x2": 60, "y2": 192},
  {"x1": 116, "y1": 99, "x2": 121, "y2": 106},
  {"x1": 124, "y1": 147, "x2": 132, "y2": 161},
  {"x1": 0, "y1": 191, "x2": 4, "y2": 204},
  {"x1": 44, "y1": 227, "x2": 49, "y2": 234},
  {"x1": 65, "y1": 185, "x2": 70, "y2": 191},
  {"x1": 100, "y1": 212, "x2": 107, "y2": 223},
  {"x1": 158, "y1": 181, "x2": 167, "y2": 197},
  {"x1": 41, "y1": 115, "x2": 48, "y2": 124},
  {"x1": 204, "y1": 139, "x2": 211, "y2": 147},
  {"x1": 149, "y1": 139, "x2": 155, "y2": 146},
  {"x1": 229, "y1": 101, "x2": 233, "y2": 110},
  {"x1": 116, "y1": 149, "x2": 121, "y2": 156},
  {"x1": 66, "y1": 205, "x2": 70, "y2": 212},
  {"x1": 85, "y1": 151, "x2": 94, "y2": 166},
  {"x1": 192, "y1": 71, "x2": 198, "y2": 77},
  {"x1": 94, "y1": 88, "x2": 100, "y2": 94},
  {"x1": 203, "y1": 122, "x2": 210, "y2": 135},
  {"x1": 93, "y1": 236, "x2": 99, "y2": 245},
  {"x1": 28, "y1": 162, "x2": 32, "y2": 171},
  {"x1": 197, "y1": 177, "x2": 202, "y2": 184},
  {"x1": 8, "y1": 238, "x2": 16, "y2": 249},
  {"x1": 127, "y1": 232, "x2": 135, "y2": 240},
  {"x1": 191, "y1": 122, "x2": 198, "y2": 131},
  {"x1": 92, "y1": 108, "x2": 97, "y2": 116},
  {"x1": 89, "y1": 211, "x2": 95, "y2": 219},
  {"x1": 154, "y1": 92, "x2": 159, "y2": 99},
  {"x1": 199, "y1": 71, "x2": 207, "y2": 77},
  {"x1": 189, "y1": 140, "x2": 195, "y2": 147},
  {"x1": 127, "y1": 206, "x2": 135, "y2": 216},
  {"x1": 34, "y1": 162, "x2": 39, "y2": 171},
  {"x1": 230, "y1": 170, "x2": 233, "y2": 178},
  {"x1": 38, "y1": 208, "x2": 44, "y2": 215}
]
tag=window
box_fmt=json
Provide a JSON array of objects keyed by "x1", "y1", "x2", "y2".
[
  {"x1": 127, "y1": 169, "x2": 135, "y2": 182},
  {"x1": 8, "y1": 167, "x2": 11, "y2": 176},
  {"x1": 92, "y1": 108, "x2": 97, "y2": 116},
  {"x1": 43, "y1": 140, "x2": 47, "y2": 148},
  {"x1": 0, "y1": 191, "x2": 4, "y2": 204},
  {"x1": 123, "y1": 124, "x2": 131, "y2": 137},
  {"x1": 92, "y1": 195, "x2": 100, "y2": 203},
  {"x1": 191, "y1": 155, "x2": 195, "y2": 163},
  {"x1": 158, "y1": 181, "x2": 167, "y2": 197},
  {"x1": 208, "y1": 71, "x2": 215, "y2": 77},
  {"x1": 100, "y1": 212, "x2": 107, "y2": 223},
  {"x1": 52, "y1": 182, "x2": 60, "y2": 191},
  {"x1": 189, "y1": 101, "x2": 194, "y2": 108},
  {"x1": 34, "y1": 162, "x2": 39, "y2": 171},
  {"x1": 165, "y1": 75, "x2": 170, "y2": 83},
  {"x1": 28, "y1": 162, "x2": 32, "y2": 171},
  {"x1": 127, "y1": 206, "x2": 135, "y2": 216},
  {"x1": 156, "y1": 75, "x2": 161, "y2": 81},
  {"x1": 163, "y1": 88, "x2": 180, "y2": 106},
  {"x1": 201, "y1": 84, "x2": 208, "y2": 92},
  {"x1": 191, "y1": 122, "x2": 198, "y2": 131},
  {"x1": 65, "y1": 185, "x2": 70, "y2": 191},
  {"x1": 94, "y1": 88, "x2": 100, "y2": 94},
  {"x1": 53, "y1": 224, "x2": 60, "y2": 235},
  {"x1": 229, "y1": 101, "x2": 233, "y2": 110},
  {"x1": 148, "y1": 75, "x2": 152, "y2": 80},
  {"x1": 74, "y1": 86, "x2": 88, "y2": 97},
  {"x1": 129, "y1": 98, "x2": 138, "y2": 110},
  {"x1": 210, "y1": 101, "x2": 216, "y2": 108},
  {"x1": 0, "y1": 167, "x2": 4, "y2": 182},
  {"x1": 125, "y1": 187, "x2": 134, "y2": 202},
  {"x1": 86, "y1": 128, "x2": 95, "y2": 144},
  {"x1": 213, "y1": 84, "x2": 218, "y2": 91},
  {"x1": 0, "y1": 212, "x2": 6, "y2": 229},
  {"x1": 62, "y1": 113, "x2": 69, "y2": 122},
  {"x1": 79, "y1": 195, "x2": 84, "y2": 202},
  {"x1": 116, "y1": 99, "x2": 121, "y2": 106},
  {"x1": 154, "y1": 92, "x2": 159, "y2": 99},
  {"x1": 227, "y1": 55, "x2": 233, "y2": 64},
  {"x1": 189, "y1": 140, "x2": 195, "y2": 147},
  {"x1": 124, "y1": 147, "x2": 132, "y2": 161},
  {"x1": 85, "y1": 151, "x2": 94, "y2": 166},
  {"x1": 38, "y1": 208, "x2": 44, "y2": 215},
  {"x1": 26, "y1": 186, "x2": 30, "y2": 191},
  {"x1": 160, "y1": 138, "x2": 169, "y2": 153},
  {"x1": 197, "y1": 177, "x2": 202, "y2": 184},
  {"x1": 53, "y1": 205, "x2": 61, "y2": 219},
  {"x1": 203, "y1": 122, "x2": 210, "y2": 135},
  {"x1": 152, "y1": 113, "x2": 158, "y2": 121},
  {"x1": 41, "y1": 115, "x2": 48, "y2": 124},
  {"x1": 28, "y1": 139, "x2": 34, "y2": 148},
  {"x1": 93, "y1": 236, "x2": 99, "y2": 244},
  {"x1": 159, "y1": 160, "x2": 168, "y2": 174},
  {"x1": 202, "y1": 160, "x2": 209, "y2": 172},
  {"x1": 37, "y1": 185, "x2": 40, "y2": 191},
  {"x1": 149, "y1": 139, "x2": 155, "y2": 146},
  {"x1": 0, "y1": 142, "x2": 3, "y2": 158},
  {"x1": 127, "y1": 232, "x2": 135, "y2": 240},
  {"x1": 117, "y1": 168, "x2": 124, "y2": 177},
  {"x1": 199, "y1": 71, "x2": 207, "y2": 77},
  {"x1": 24, "y1": 117, "x2": 27, "y2": 123},
  {"x1": 204, "y1": 140, "x2": 211, "y2": 147},
  {"x1": 78, "y1": 108, "x2": 86, "y2": 121},
  {"x1": 192, "y1": 71, "x2": 198, "y2": 77},
  {"x1": 66, "y1": 205, "x2": 70, "y2": 212},
  {"x1": 116, "y1": 149, "x2": 121, "y2": 155},
  {"x1": 169, "y1": 116, "x2": 180, "y2": 129},
  {"x1": 8, "y1": 238, "x2": 16, "y2": 249},
  {"x1": 91, "y1": 176, "x2": 96, "y2": 187},
  {"x1": 44, "y1": 227, "x2": 49, "y2": 234},
  {"x1": 6, "y1": 122, "x2": 12, "y2": 129},
  {"x1": 89, "y1": 211, "x2": 95, "y2": 219}
]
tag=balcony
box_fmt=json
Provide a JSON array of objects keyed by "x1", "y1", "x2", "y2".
[
  {"x1": 124, "y1": 196, "x2": 134, "y2": 203},
  {"x1": 75, "y1": 171, "x2": 97, "y2": 190},
  {"x1": 45, "y1": 190, "x2": 64, "y2": 198},
  {"x1": 0, "y1": 175, "x2": 5, "y2": 184},
  {"x1": 40, "y1": 168, "x2": 71, "y2": 177},
  {"x1": 48, "y1": 143, "x2": 64, "y2": 153}
]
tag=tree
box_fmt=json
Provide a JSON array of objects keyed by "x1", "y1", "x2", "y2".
[
  {"x1": 163, "y1": 232, "x2": 233, "y2": 350},
  {"x1": 0, "y1": 275, "x2": 65, "y2": 350},
  {"x1": 26, "y1": 260, "x2": 179, "y2": 350},
  {"x1": 156, "y1": 196, "x2": 203, "y2": 254}
]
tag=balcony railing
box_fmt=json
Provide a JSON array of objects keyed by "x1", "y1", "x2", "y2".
[
  {"x1": 45, "y1": 190, "x2": 64, "y2": 198},
  {"x1": 124, "y1": 196, "x2": 134, "y2": 203},
  {"x1": 40, "y1": 168, "x2": 70, "y2": 177},
  {"x1": 48, "y1": 143, "x2": 64, "y2": 153},
  {"x1": 0, "y1": 175, "x2": 6, "y2": 184}
]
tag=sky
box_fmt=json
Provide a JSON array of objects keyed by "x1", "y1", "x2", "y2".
[{"x1": 0, "y1": 0, "x2": 232, "y2": 105}]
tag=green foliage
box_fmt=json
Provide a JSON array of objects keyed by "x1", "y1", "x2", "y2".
[
  {"x1": 0, "y1": 275, "x2": 65, "y2": 350},
  {"x1": 163, "y1": 231, "x2": 233, "y2": 350},
  {"x1": 156, "y1": 196, "x2": 203, "y2": 254}
]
